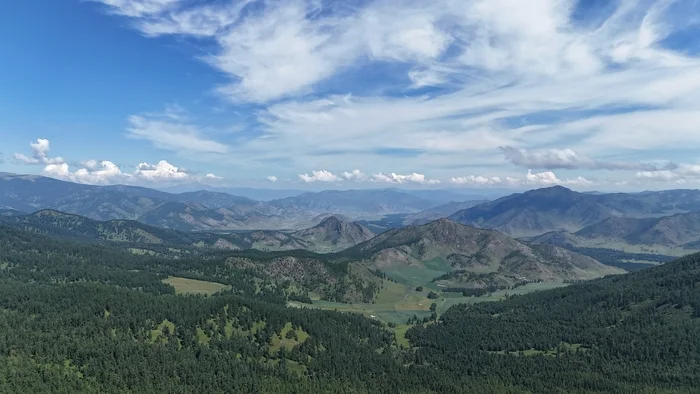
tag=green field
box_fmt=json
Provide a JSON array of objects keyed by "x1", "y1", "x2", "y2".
[
  {"x1": 162, "y1": 276, "x2": 231, "y2": 295},
  {"x1": 289, "y1": 281, "x2": 568, "y2": 326}
]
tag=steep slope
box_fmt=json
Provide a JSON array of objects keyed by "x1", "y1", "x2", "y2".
[
  {"x1": 449, "y1": 186, "x2": 620, "y2": 237},
  {"x1": 345, "y1": 218, "x2": 623, "y2": 289},
  {"x1": 291, "y1": 215, "x2": 374, "y2": 251},
  {"x1": 407, "y1": 252, "x2": 700, "y2": 393}
]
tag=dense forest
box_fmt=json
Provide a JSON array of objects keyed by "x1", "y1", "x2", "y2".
[{"x1": 1, "y1": 223, "x2": 700, "y2": 392}]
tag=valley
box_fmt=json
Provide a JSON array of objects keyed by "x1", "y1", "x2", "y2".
[{"x1": 2, "y1": 173, "x2": 700, "y2": 392}]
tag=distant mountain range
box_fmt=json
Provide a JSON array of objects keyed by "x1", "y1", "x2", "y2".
[
  {"x1": 402, "y1": 200, "x2": 489, "y2": 225},
  {"x1": 450, "y1": 185, "x2": 700, "y2": 237},
  {"x1": 0, "y1": 173, "x2": 446, "y2": 230},
  {"x1": 0, "y1": 209, "x2": 374, "y2": 254}
]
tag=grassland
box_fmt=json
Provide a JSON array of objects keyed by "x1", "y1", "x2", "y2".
[
  {"x1": 289, "y1": 281, "x2": 567, "y2": 326},
  {"x1": 162, "y1": 276, "x2": 231, "y2": 295}
]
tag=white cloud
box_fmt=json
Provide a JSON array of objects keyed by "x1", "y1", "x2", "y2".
[
  {"x1": 266, "y1": 175, "x2": 278, "y2": 183},
  {"x1": 90, "y1": 0, "x2": 700, "y2": 189},
  {"x1": 14, "y1": 138, "x2": 64, "y2": 165},
  {"x1": 525, "y1": 169, "x2": 594, "y2": 187},
  {"x1": 135, "y1": 160, "x2": 189, "y2": 181},
  {"x1": 126, "y1": 113, "x2": 229, "y2": 154},
  {"x1": 43, "y1": 160, "x2": 126, "y2": 185},
  {"x1": 450, "y1": 176, "x2": 504, "y2": 186},
  {"x1": 340, "y1": 169, "x2": 368, "y2": 181},
  {"x1": 633, "y1": 163, "x2": 700, "y2": 184},
  {"x1": 204, "y1": 173, "x2": 223, "y2": 180},
  {"x1": 500, "y1": 146, "x2": 677, "y2": 171},
  {"x1": 371, "y1": 172, "x2": 440, "y2": 185},
  {"x1": 299, "y1": 170, "x2": 339, "y2": 183}
]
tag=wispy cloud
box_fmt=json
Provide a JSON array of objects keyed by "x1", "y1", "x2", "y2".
[
  {"x1": 89, "y1": 0, "x2": 700, "y2": 189},
  {"x1": 500, "y1": 146, "x2": 677, "y2": 171},
  {"x1": 126, "y1": 111, "x2": 229, "y2": 154}
]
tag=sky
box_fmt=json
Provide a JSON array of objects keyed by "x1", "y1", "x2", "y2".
[{"x1": 1, "y1": 0, "x2": 700, "y2": 191}]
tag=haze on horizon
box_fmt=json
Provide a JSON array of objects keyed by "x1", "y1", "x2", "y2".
[{"x1": 1, "y1": 0, "x2": 700, "y2": 192}]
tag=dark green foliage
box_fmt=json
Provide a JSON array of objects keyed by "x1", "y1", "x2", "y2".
[
  {"x1": 427, "y1": 291, "x2": 438, "y2": 299},
  {"x1": 3, "y1": 222, "x2": 700, "y2": 393},
  {"x1": 415, "y1": 286, "x2": 423, "y2": 291},
  {"x1": 406, "y1": 252, "x2": 700, "y2": 393}
]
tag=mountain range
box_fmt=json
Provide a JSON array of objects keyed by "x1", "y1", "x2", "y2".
[
  {"x1": 450, "y1": 185, "x2": 700, "y2": 237},
  {"x1": 344, "y1": 218, "x2": 623, "y2": 290},
  {"x1": 0, "y1": 209, "x2": 375, "y2": 253},
  {"x1": 0, "y1": 173, "x2": 446, "y2": 231},
  {"x1": 529, "y1": 212, "x2": 700, "y2": 252}
]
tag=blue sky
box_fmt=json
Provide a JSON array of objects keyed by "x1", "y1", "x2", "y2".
[{"x1": 2, "y1": 0, "x2": 700, "y2": 191}]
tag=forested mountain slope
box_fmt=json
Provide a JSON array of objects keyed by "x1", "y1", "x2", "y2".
[
  {"x1": 407, "y1": 251, "x2": 700, "y2": 393},
  {"x1": 0, "y1": 222, "x2": 699, "y2": 392},
  {"x1": 345, "y1": 219, "x2": 623, "y2": 290}
]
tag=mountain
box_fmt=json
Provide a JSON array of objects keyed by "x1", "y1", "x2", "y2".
[
  {"x1": 449, "y1": 186, "x2": 616, "y2": 237},
  {"x1": 346, "y1": 218, "x2": 623, "y2": 290},
  {"x1": 0, "y1": 173, "x2": 161, "y2": 220},
  {"x1": 0, "y1": 173, "x2": 447, "y2": 230},
  {"x1": 530, "y1": 212, "x2": 700, "y2": 252},
  {"x1": 449, "y1": 185, "x2": 700, "y2": 238},
  {"x1": 0, "y1": 209, "x2": 375, "y2": 253},
  {"x1": 402, "y1": 200, "x2": 489, "y2": 225},
  {"x1": 269, "y1": 189, "x2": 437, "y2": 219},
  {"x1": 406, "y1": 252, "x2": 700, "y2": 393},
  {"x1": 388, "y1": 188, "x2": 488, "y2": 204},
  {"x1": 291, "y1": 215, "x2": 375, "y2": 252},
  {"x1": 576, "y1": 212, "x2": 700, "y2": 248},
  {"x1": 0, "y1": 209, "x2": 264, "y2": 249}
]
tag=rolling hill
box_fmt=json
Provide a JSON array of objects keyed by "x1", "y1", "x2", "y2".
[{"x1": 345, "y1": 218, "x2": 623, "y2": 290}]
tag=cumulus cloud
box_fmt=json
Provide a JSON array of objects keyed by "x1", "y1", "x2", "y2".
[
  {"x1": 266, "y1": 175, "x2": 278, "y2": 183},
  {"x1": 40, "y1": 158, "x2": 200, "y2": 185},
  {"x1": 14, "y1": 138, "x2": 65, "y2": 165},
  {"x1": 371, "y1": 172, "x2": 440, "y2": 185},
  {"x1": 298, "y1": 170, "x2": 339, "y2": 183},
  {"x1": 450, "y1": 171, "x2": 594, "y2": 188},
  {"x1": 500, "y1": 146, "x2": 677, "y2": 171},
  {"x1": 126, "y1": 113, "x2": 229, "y2": 154},
  {"x1": 43, "y1": 160, "x2": 126, "y2": 185},
  {"x1": 135, "y1": 160, "x2": 189, "y2": 181},
  {"x1": 526, "y1": 169, "x2": 594, "y2": 186},
  {"x1": 204, "y1": 173, "x2": 223, "y2": 180},
  {"x1": 340, "y1": 169, "x2": 368, "y2": 181}
]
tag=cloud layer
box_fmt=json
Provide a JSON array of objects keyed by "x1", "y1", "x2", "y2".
[{"x1": 85, "y1": 0, "x2": 700, "y2": 189}]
